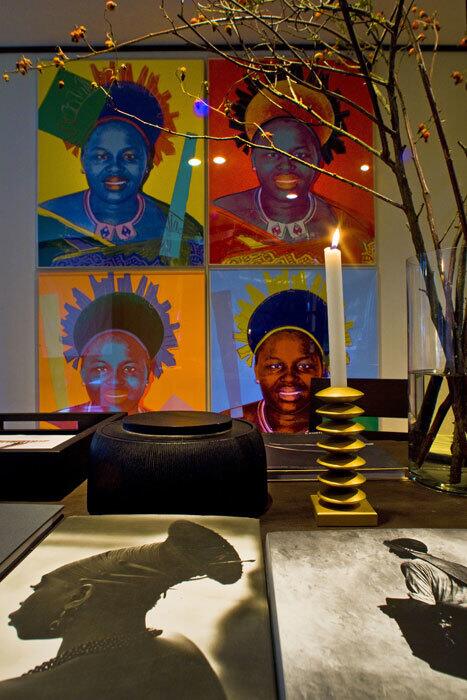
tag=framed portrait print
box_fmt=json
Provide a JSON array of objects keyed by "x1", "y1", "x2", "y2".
[
  {"x1": 37, "y1": 60, "x2": 205, "y2": 268},
  {"x1": 208, "y1": 59, "x2": 375, "y2": 266},
  {"x1": 38, "y1": 270, "x2": 206, "y2": 413},
  {"x1": 210, "y1": 267, "x2": 378, "y2": 433}
]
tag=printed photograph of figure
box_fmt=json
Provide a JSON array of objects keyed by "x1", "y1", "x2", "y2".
[
  {"x1": 37, "y1": 61, "x2": 205, "y2": 267},
  {"x1": 208, "y1": 61, "x2": 375, "y2": 265},
  {"x1": 210, "y1": 268, "x2": 378, "y2": 432},
  {"x1": 381, "y1": 537, "x2": 467, "y2": 680},
  {"x1": 38, "y1": 271, "x2": 206, "y2": 413},
  {"x1": 265, "y1": 528, "x2": 467, "y2": 700},
  {"x1": 0, "y1": 516, "x2": 275, "y2": 699}
]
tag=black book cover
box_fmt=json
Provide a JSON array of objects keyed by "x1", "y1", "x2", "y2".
[{"x1": 0, "y1": 503, "x2": 63, "y2": 580}]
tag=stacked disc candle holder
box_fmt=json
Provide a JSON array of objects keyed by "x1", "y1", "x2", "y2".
[{"x1": 310, "y1": 386, "x2": 377, "y2": 526}]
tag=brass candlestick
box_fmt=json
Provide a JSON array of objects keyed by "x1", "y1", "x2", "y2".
[{"x1": 310, "y1": 386, "x2": 377, "y2": 526}]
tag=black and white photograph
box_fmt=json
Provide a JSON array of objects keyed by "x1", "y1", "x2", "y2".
[
  {"x1": 0, "y1": 515, "x2": 275, "y2": 699},
  {"x1": 266, "y1": 529, "x2": 466, "y2": 699}
]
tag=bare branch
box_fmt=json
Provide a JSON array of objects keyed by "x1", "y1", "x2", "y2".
[
  {"x1": 440, "y1": 197, "x2": 467, "y2": 245},
  {"x1": 249, "y1": 73, "x2": 383, "y2": 159},
  {"x1": 406, "y1": 18, "x2": 467, "y2": 243},
  {"x1": 101, "y1": 80, "x2": 403, "y2": 209},
  {"x1": 337, "y1": 0, "x2": 392, "y2": 163}
]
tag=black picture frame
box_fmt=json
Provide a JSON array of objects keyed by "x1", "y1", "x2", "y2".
[{"x1": 0, "y1": 412, "x2": 125, "y2": 501}]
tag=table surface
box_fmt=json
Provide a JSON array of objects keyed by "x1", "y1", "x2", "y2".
[{"x1": 60, "y1": 440, "x2": 467, "y2": 536}]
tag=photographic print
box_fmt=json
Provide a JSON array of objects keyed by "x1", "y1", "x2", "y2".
[
  {"x1": 210, "y1": 268, "x2": 378, "y2": 432},
  {"x1": 266, "y1": 529, "x2": 467, "y2": 699},
  {"x1": 208, "y1": 60, "x2": 375, "y2": 266},
  {"x1": 38, "y1": 60, "x2": 205, "y2": 267},
  {"x1": 38, "y1": 270, "x2": 206, "y2": 413},
  {"x1": 0, "y1": 515, "x2": 275, "y2": 700},
  {"x1": 0, "y1": 435, "x2": 74, "y2": 450}
]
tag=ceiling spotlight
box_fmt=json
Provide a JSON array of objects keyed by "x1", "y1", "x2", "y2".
[
  {"x1": 286, "y1": 193, "x2": 298, "y2": 199},
  {"x1": 188, "y1": 157, "x2": 202, "y2": 167},
  {"x1": 213, "y1": 156, "x2": 226, "y2": 165},
  {"x1": 360, "y1": 164, "x2": 370, "y2": 172}
]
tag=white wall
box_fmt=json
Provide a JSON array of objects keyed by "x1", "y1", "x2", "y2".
[
  {"x1": 0, "y1": 61, "x2": 37, "y2": 410},
  {"x1": 0, "y1": 51, "x2": 464, "y2": 411},
  {"x1": 376, "y1": 51, "x2": 466, "y2": 381}
]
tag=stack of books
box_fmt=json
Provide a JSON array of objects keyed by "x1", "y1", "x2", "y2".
[{"x1": 264, "y1": 432, "x2": 406, "y2": 481}]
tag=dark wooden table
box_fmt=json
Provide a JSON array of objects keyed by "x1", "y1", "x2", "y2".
[{"x1": 60, "y1": 440, "x2": 467, "y2": 537}]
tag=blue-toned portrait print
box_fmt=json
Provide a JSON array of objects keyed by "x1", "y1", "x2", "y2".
[
  {"x1": 38, "y1": 62, "x2": 205, "y2": 268},
  {"x1": 210, "y1": 268, "x2": 378, "y2": 433}
]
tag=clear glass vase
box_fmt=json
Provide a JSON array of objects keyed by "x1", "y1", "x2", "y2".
[{"x1": 407, "y1": 247, "x2": 466, "y2": 495}]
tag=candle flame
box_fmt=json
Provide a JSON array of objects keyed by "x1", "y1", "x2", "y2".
[{"x1": 331, "y1": 228, "x2": 340, "y2": 248}]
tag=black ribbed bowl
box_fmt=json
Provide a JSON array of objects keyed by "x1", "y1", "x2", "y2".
[{"x1": 88, "y1": 411, "x2": 269, "y2": 517}]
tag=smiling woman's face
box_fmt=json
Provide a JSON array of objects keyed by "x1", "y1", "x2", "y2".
[
  {"x1": 80, "y1": 330, "x2": 151, "y2": 412},
  {"x1": 252, "y1": 118, "x2": 321, "y2": 204},
  {"x1": 254, "y1": 329, "x2": 323, "y2": 415},
  {"x1": 81, "y1": 121, "x2": 149, "y2": 205}
]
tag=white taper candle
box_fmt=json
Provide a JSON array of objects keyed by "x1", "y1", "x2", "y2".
[{"x1": 324, "y1": 229, "x2": 347, "y2": 387}]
